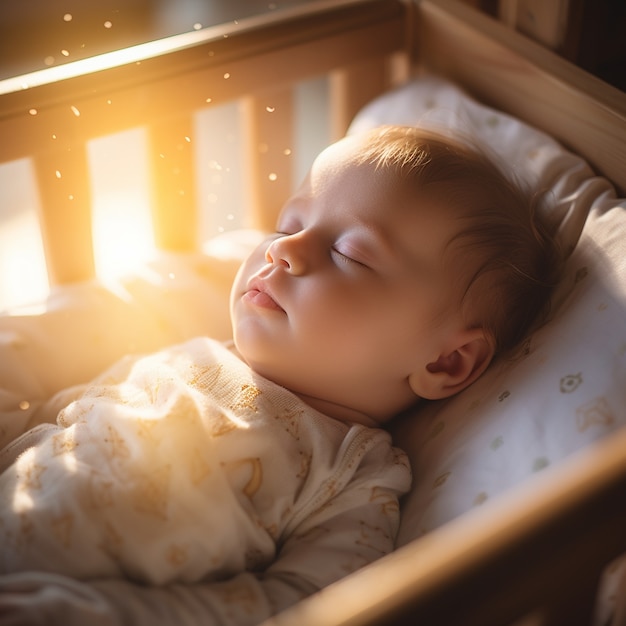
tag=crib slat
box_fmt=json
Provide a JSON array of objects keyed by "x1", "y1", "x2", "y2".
[
  {"x1": 330, "y1": 57, "x2": 390, "y2": 140},
  {"x1": 33, "y1": 143, "x2": 95, "y2": 285},
  {"x1": 243, "y1": 89, "x2": 294, "y2": 231},
  {"x1": 148, "y1": 117, "x2": 198, "y2": 251}
]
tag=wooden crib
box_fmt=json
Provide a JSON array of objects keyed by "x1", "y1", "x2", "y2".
[{"x1": 1, "y1": 1, "x2": 625, "y2": 624}]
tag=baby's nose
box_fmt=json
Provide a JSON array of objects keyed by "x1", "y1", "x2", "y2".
[{"x1": 266, "y1": 235, "x2": 306, "y2": 275}]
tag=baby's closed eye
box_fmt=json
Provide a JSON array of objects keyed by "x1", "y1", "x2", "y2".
[{"x1": 331, "y1": 244, "x2": 369, "y2": 268}]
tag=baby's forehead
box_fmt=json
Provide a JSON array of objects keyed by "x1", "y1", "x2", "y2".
[
  {"x1": 309, "y1": 134, "x2": 399, "y2": 189},
  {"x1": 312, "y1": 136, "x2": 362, "y2": 171},
  {"x1": 316, "y1": 132, "x2": 380, "y2": 167},
  {"x1": 306, "y1": 144, "x2": 367, "y2": 198}
]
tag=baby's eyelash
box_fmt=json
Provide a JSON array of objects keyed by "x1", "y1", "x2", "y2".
[
  {"x1": 332, "y1": 247, "x2": 366, "y2": 267},
  {"x1": 332, "y1": 247, "x2": 352, "y2": 262}
]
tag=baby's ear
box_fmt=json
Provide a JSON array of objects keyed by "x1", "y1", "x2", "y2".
[{"x1": 409, "y1": 328, "x2": 494, "y2": 400}]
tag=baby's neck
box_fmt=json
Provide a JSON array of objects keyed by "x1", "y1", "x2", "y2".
[
  {"x1": 293, "y1": 392, "x2": 380, "y2": 428},
  {"x1": 226, "y1": 342, "x2": 380, "y2": 428}
]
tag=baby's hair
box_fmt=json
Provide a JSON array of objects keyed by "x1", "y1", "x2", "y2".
[{"x1": 355, "y1": 125, "x2": 562, "y2": 356}]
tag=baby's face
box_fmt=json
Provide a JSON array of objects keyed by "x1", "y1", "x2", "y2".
[{"x1": 230, "y1": 133, "x2": 461, "y2": 424}]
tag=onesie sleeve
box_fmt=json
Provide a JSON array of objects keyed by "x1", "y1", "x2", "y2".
[
  {"x1": 0, "y1": 433, "x2": 411, "y2": 626},
  {"x1": 265, "y1": 428, "x2": 412, "y2": 592}
]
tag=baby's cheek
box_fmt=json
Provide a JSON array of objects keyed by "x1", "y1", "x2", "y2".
[{"x1": 231, "y1": 254, "x2": 260, "y2": 296}]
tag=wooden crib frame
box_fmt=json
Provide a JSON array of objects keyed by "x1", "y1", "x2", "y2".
[{"x1": 1, "y1": 1, "x2": 625, "y2": 624}]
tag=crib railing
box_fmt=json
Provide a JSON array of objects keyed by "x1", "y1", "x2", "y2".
[
  {"x1": 5, "y1": 0, "x2": 624, "y2": 290},
  {"x1": 0, "y1": 0, "x2": 408, "y2": 287}
]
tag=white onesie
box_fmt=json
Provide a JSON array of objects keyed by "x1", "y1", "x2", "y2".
[{"x1": 0, "y1": 337, "x2": 411, "y2": 591}]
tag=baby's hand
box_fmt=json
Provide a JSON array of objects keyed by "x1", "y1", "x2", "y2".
[
  {"x1": 0, "y1": 576, "x2": 51, "y2": 626},
  {"x1": 0, "y1": 572, "x2": 115, "y2": 626}
]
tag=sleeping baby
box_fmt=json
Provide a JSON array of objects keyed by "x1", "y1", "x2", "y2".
[{"x1": 0, "y1": 126, "x2": 560, "y2": 616}]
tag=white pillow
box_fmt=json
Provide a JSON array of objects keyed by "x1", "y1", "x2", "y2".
[
  {"x1": 392, "y1": 202, "x2": 626, "y2": 543},
  {"x1": 348, "y1": 76, "x2": 626, "y2": 546}
]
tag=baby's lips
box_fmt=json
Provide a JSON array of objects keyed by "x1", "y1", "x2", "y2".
[{"x1": 244, "y1": 282, "x2": 285, "y2": 312}]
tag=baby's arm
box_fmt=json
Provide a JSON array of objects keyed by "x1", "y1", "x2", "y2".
[
  {"x1": 0, "y1": 442, "x2": 410, "y2": 625},
  {"x1": 0, "y1": 503, "x2": 396, "y2": 626}
]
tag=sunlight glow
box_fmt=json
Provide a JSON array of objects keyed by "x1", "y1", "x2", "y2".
[
  {"x1": 0, "y1": 210, "x2": 48, "y2": 311},
  {"x1": 88, "y1": 129, "x2": 155, "y2": 280},
  {"x1": 12, "y1": 449, "x2": 38, "y2": 512},
  {"x1": 0, "y1": 128, "x2": 155, "y2": 309},
  {"x1": 92, "y1": 191, "x2": 155, "y2": 278},
  {"x1": 0, "y1": 193, "x2": 155, "y2": 309}
]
